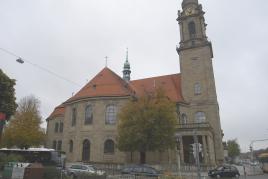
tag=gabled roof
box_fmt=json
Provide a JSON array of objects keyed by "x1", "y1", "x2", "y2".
[
  {"x1": 130, "y1": 74, "x2": 183, "y2": 102},
  {"x1": 66, "y1": 67, "x2": 134, "y2": 103},
  {"x1": 48, "y1": 68, "x2": 184, "y2": 120},
  {"x1": 47, "y1": 105, "x2": 65, "y2": 119}
]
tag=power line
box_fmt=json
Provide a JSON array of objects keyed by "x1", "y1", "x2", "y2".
[{"x1": 0, "y1": 47, "x2": 81, "y2": 87}]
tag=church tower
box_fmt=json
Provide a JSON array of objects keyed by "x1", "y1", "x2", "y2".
[
  {"x1": 123, "y1": 48, "x2": 131, "y2": 82},
  {"x1": 177, "y1": 0, "x2": 224, "y2": 164}
]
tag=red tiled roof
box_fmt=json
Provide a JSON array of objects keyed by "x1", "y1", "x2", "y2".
[
  {"x1": 130, "y1": 74, "x2": 183, "y2": 102},
  {"x1": 48, "y1": 105, "x2": 65, "y2": 119},
  {"x1": 66, "y1": 67, "x2": 134, "y2": 103},
  {"x1": 48, "y1": 68, "x2": 184, "y2": 120}
]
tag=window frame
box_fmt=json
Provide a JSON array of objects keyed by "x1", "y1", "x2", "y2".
[
  {"x1": 54, "y1": 122, "x2": 59, "y2": 133},
  {"x1": 71, "y1": 108, "x2": 77, "y2": 126},
  {"x1": 85, "y1": 105, "x2": 93, "y2": 125},
  {"x1": 57, "y1": 140, "x2": 62, "y2": 151},
  {"x1": 69, "y1": 140, "x2": 73, "y2": 153},
  {"x1": 195, "y1": 111, "x2": 206, "y2": 123},
  {"x1": 104, "y1": 139, "x2": 115, "y2": 154},
  {"x1": 105, "y1": 105, "x2": 117, "y2": 125},
  {"x1": 194, "y1": 82, "x2": 202, "y2": 95}
]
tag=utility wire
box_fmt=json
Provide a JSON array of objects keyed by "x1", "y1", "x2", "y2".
[{"x1": 0, "y1": 47, "x2": 81, "y2": 87}]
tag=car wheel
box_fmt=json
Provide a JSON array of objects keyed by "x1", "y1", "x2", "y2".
[
  {"x1": 235, "y1": 174, "x2": 240, "y2": 178},
  {"x1": 216, "y1": 174, "x2": 220, "y2": 178}
]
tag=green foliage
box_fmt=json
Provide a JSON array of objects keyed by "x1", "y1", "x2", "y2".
[
  {"x1": 1, "y1": 95, "x2": 46, "y2": 149},
  {"x1": 227, "y1": 139, "x2": 241, "y2": 159},
  {"x1": 0, "y1": 69, "x2": 17, "y2": 140},
  {"x1": 117, "y1": 88, "x2": 177, "y2": 163}
]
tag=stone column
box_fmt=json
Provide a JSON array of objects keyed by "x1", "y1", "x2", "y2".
[
  {"x1": 202, "y1": 135, "x2": 208, "y2": 164},
  {"x1": 179, "y1": 136, "x2": 184, "y2": 163},
  {"x1": 207, "y1": 135, "x2": 216, "y2": 165}
]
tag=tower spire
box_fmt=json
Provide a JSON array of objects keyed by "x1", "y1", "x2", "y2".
[{"x1": 122, "y1": 48, "x2": 131, "y2": 82}]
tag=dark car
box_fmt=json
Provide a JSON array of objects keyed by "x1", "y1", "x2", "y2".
[
  {"x1": 208, "y1": 165, "x2": 240, "y2": 178},
  {"x1": 121, "y1": 165, "x2": 160, "y2": 177}
]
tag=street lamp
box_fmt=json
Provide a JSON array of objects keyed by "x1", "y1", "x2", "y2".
[
  {"x1": 16, "y1": 58, "x2": 24, "y2": 64},
  {"x1": 175, "y1": 133, "x2": 182, "y2": 178}
]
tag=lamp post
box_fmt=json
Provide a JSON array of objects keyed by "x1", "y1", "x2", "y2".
[
  {"x1": 175, "y1": 133, "x2": 182, "y2": 178},
  {"x1": 193, "y1": 130, "x2": 201, "y2": 179}
]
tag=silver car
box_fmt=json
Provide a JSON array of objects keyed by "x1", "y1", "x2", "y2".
[{"x1": 67, "y1": 164, "x2": 105, "y2": 177}]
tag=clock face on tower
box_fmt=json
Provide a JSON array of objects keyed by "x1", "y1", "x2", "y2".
[{"x1": 185, "y1": 7, "x2": 194, "y2": 16}]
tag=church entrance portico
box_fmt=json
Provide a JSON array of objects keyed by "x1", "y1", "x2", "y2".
[{"x1": 176, "y1": 123, "x2": 215, "y2": 165}]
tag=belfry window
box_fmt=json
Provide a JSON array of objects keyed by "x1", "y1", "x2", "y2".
[
  {"x1": 85, "y1": 105, "x2": 93, "y2": 125},
  {"x1": 194, "y1": 83, "x2": 202, "y2": 95},
  {"x1": 104, "y1": 139, "x2": 115, "y2": 154},
  {"x1": 188, "y1": 21, "x2": 196, "y2": 38},
  {"x1": 105, "y1": 105, "x2": 117, "y2": 125},
  {"x1": 195, "y1": 112, "x2": 206, "y2": 123}
]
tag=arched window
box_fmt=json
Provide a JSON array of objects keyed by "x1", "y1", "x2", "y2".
[
  {"x1": 59, "y1": 122, "x2": 64, "y2": 133},
  {"x1": 54, "y1": 123, "x2": 59, "y2": 133},
  {"x1": 52, "y1": 140, "x2": 57, "y2": 150},
  {"x1": 104, "y1": 139, "x2": 115, "y2": 154},
  {"x1": 194, "y1": 82, "x2": 201, "y2": 95},
  {"x1": 57, "y1": 140, "x2": 62, "y2": 151},
  {"x1": 105, "y1": 105, "x2": 117, "y2": 125},
  {"x1": 71, "y1": 108, "x2": 77, "y2": 126},
  {"x1": 69, "y1": 140, "x2": 73, "y2": 153},
  {"x1": 195, "y1": 112, "x2": 206, "y2": 123},
  {"x1": 85, "y1": 105, "x2": 93, "y2": 125},
  {"x1": 180, "y1": 114, "x2": 188, "y2": 125},
  {"x1": 188, "y1": 21, "x2": 196, "y2": 38},
  {"x1": 82, "y1": 139, "x2": 90, "y2": 161}
]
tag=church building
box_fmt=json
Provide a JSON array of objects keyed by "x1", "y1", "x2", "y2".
[{"x1": 46, "y1": 0, "x2": 224, "y2": 165}]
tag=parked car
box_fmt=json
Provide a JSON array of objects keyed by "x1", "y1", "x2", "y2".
[
  {"x1": 208, "y1": 165, "x2": 240, "y2": 178},
  {"x1": 67, "y1": 164, "x2": 105, "y2": 177},
  {"x1": 121, "y1": 165, "x2": 160, "y2": 177}
]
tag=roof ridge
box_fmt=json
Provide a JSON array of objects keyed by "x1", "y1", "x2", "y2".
[{"x1": 130, "y1": 73, "x2": 180, "y2": 82}]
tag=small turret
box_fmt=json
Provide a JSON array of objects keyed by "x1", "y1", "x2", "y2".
[{"x1": 123, "y1": 48, "x2": 131, "y2": 82}]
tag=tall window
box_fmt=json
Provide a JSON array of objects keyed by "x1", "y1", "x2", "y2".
[
  {"x1": 69, "y1": 140, "x2": 73, "y2": 153},
  {"x1": 180, "y1": 114, "x2": 188, "y2": 125},
  {"x1": 59, "y1": 122, "x2": 64, "y2": 133},
  {"x1": 54, "y1": 123, "x2": 59, "y2": 133},
  {"x1": 188, "y1": 21, "x2": 196, "y2": 38},
  {"x1": 104, "y1": 139, "x2": 115, "y2": 154},
  {"x1": 195, "y1": 112, "x2": 206, "y2": 123},
  {"x1": 82, "y1": 139, "x2": 90, "y2": 161},
  {"x1": 52, "y1": 140, "x2": 57, "y2": 150},
  {"x1": 57, "y1": 140, "x2": 62, "y2": 151},
  {"x1": 72, "y1": 108, "x2": 77, "y2": 126},
  {"x1": 194, "y1": 82, "x2": 202, "y2": 95},
  {"x1": 105, "y1": 105, "x2": 117, "y2": 125},
  {"x1": 85, "y1": 105, "x2": 93, "y2": 125}
]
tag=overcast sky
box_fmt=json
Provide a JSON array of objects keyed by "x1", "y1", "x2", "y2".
[{"x1": 1, "y1": 0, "x2": 268, "y2": 152}]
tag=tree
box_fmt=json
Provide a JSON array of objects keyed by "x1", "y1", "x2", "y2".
[
  {"x1": 117, "y1": 88, "x2": 177, "y2": 164},
  {"x1": 0, "y1": 69, "x2": 17, "y2": 141},
  {"x1": 227, "y1": 139, "x2": 241, "y2": 162},
  {"x1": 1, "y1": 95, "x2": 45, "y2": 149}
]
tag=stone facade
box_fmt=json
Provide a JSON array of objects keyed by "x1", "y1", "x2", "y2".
[{"x1": 46, "y1": 0, "x2": 224, "y2": 166}]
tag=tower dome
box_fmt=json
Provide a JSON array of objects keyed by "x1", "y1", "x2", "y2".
[
  {"x1": 182, "y1": 0, "x2": 198, "y2": 8},
  {"x1": 122, "y1": 48, "x2": 131, "y2": 82}
]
